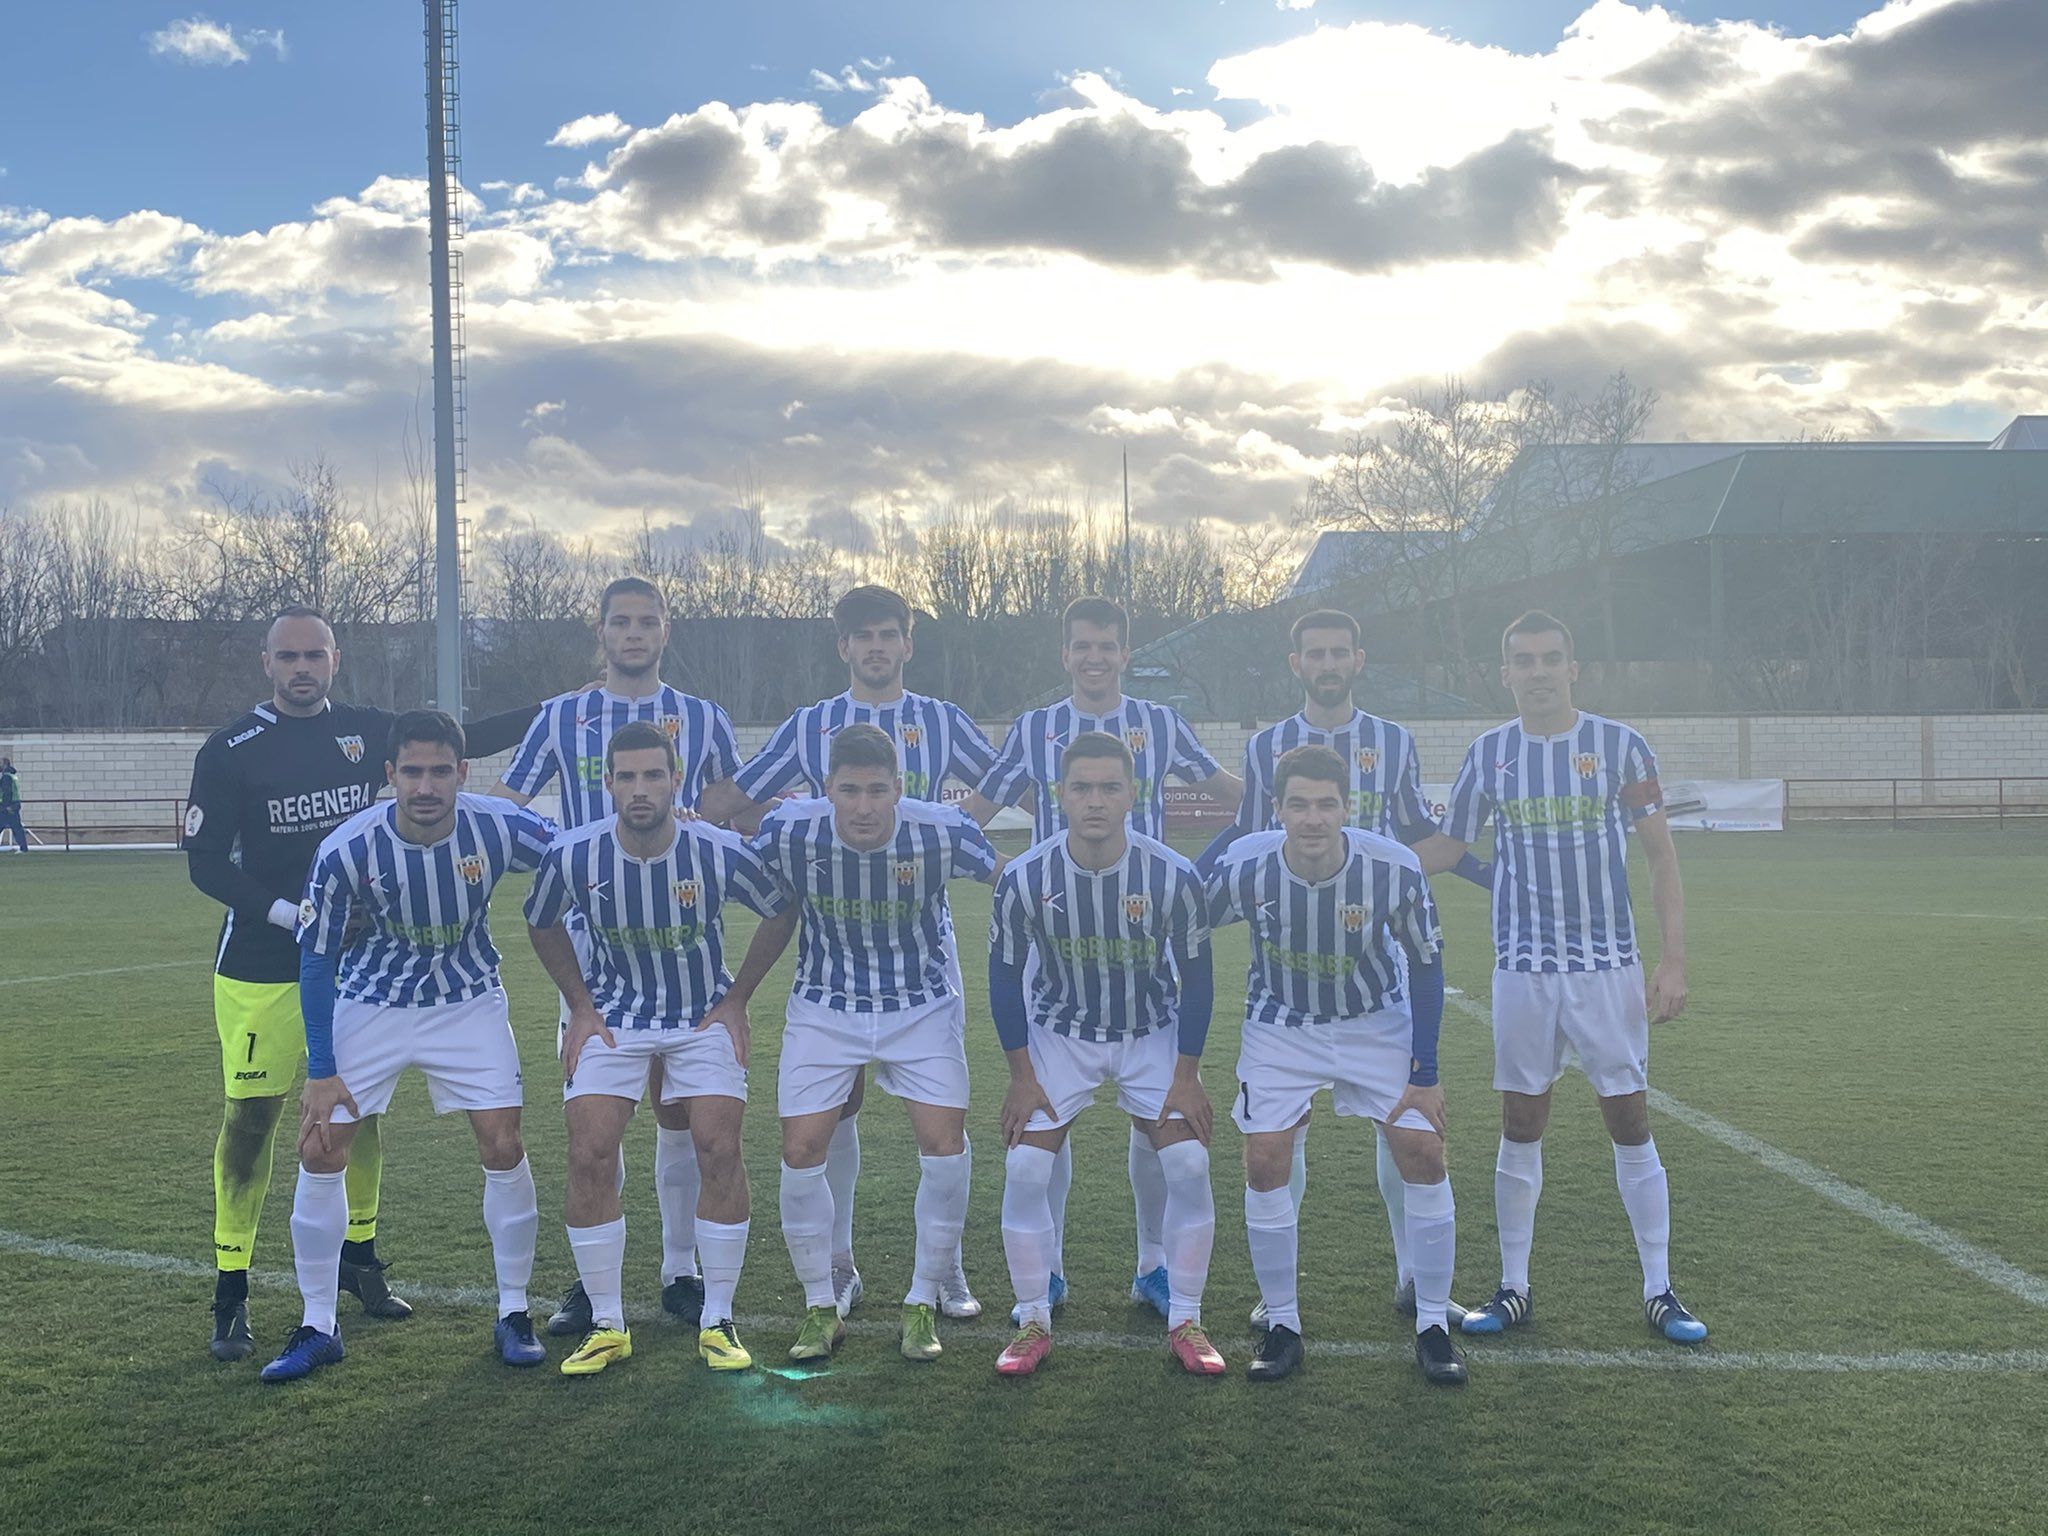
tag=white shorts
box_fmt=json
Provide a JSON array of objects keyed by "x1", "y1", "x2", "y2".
[
  {"x1": 331, "y1": 988, "x2": 522, "y2": 1123},
  {"x1": 778, "y1": 993, "x2": 970, "y2": 1119},
  {"x1": 565, "y1": 1023, "x2": 748, "y2": 1105},
  {"x1": 1491, "y1": 964, "x2": 1650, "y2": 1098},
  {"x1": 1231, "y1": 1011, "x2": 1435, "y2": 1136},
  {"x1": 1024, "y1": 1025, "x2": 1180, "y2": 1131}
]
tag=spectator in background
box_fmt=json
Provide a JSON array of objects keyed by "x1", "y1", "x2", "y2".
[{"x1": 0, "y1": 753, "x2": 24, "y2": 852}]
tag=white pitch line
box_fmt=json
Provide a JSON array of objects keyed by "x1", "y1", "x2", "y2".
[
  {"x1": 1693, "y1": 906, "x2": 2044, "y2": 923},
  {"x1": 1447, "y1": 996, "x2": 2048, "y2": 1309},
  {"x1": 0, "y1": 959, "x2": 200, "y2": 988},
  {"x1": 3, "y1": 1228, "x2": 2045, "y2": 1375}
]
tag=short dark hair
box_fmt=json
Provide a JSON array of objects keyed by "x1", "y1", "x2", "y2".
[
  {"x1": 1058, "y1": 730, "x2": 1134, "y2": 785},
  {"x1": 605, "y1": 719, "x2": 676, "y2": 774},
  {"x1": 1062, "y1": 596, "x2": 1128, "y2": 647},
  {"x1": 265, "y1": 604, "x2": 332, "y2": 645},
  {"x1": 386, "y1": 708, "x2": 465, "y2": 764},
  {"x1": 599, "y1": 575, "x2": 667, "y2": 624},
  {"x1": 828, "y1": 722, "x2": 900, "y2": 780},
  {"x1": 833, "y1": 585, "x2": 912, "y2": 638},
  {"x1": 1502, "y1": 609, "x2": 1574, "y2": 662},
  {"x1": 1273, "y1": 743, "x2": 1347, "y2": 807},
  {"x1": 1289, "y1": 608, "x2": 1360, "y2": 653}
]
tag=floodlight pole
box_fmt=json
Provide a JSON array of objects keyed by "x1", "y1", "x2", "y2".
[{"x1": 425, "y1": 0, "x2": 463, "y2": 713}]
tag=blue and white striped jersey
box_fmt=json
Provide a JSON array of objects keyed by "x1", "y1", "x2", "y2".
[
  {"x1": 749, "y1": 796, "x2": 998, "y2": 1013},
  {"x1": 1238, "y1": 709, "x2": 1432, "y2": 842},
  {"x1": 731, "y1": 690, "x2": 997, "y2": 806},
  {"x1": 977, "y1": 696, "x2": 1221, "y2": 841},
  {"x1": 990, "y1": 830, "x2": 1210, "y2": 1043},
  {"x1": 1206, "y1": 827, "x2": 1440, "y2": 1028},
  {"x1": 1441, "y1": 712, "x2": 1664, "y2": 974},
  {"x1": 500, "y1": 684, "x2": 739, "y2": 827},
  {"x1": 523, "y1": 816, "x2": 789, "y2": 1030},
  {"x1": 299, "y1": 793, "x2": 555, "y2": 1007}
]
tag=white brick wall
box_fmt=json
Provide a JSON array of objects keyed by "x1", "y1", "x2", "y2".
[{"x1": 4, "y1": 713, "x2": 2044, "y2": 835}]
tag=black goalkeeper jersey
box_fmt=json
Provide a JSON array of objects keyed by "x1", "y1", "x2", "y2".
[{"x1": 183, "y1": 699, "x2": 537, "y2": 984}]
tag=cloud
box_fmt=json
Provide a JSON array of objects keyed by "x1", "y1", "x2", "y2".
[
  {"x1": 543, "y1": 76, "x2": 1578, "y2": 278},
  {"x1": 12, "y1": 1, "x2": 2048, "y2": 545},
  {"x1": 147, "y1": 16, "x2": 286, "y2": 66},
  {"x1": 548, "y1": 112, "x2": 631, "y2": 148}
]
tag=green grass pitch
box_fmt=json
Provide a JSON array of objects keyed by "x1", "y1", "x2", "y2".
[{"x1": 2, "y1": 826, "x2": 2045, "y2": 1534}]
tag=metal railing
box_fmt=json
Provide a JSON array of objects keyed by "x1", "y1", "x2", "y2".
[
  {"x1": 6, "y1": 799, "x2": 191, "y2": 850},
  {"x1": 1783, "y1": 777, "x2": 2048, "y2": 827}
]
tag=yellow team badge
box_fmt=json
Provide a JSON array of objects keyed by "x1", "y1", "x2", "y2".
[
  {"x1": 902, "y1": 724, "x2": 922, "y2": 749},
  {"x1": 1575, "y1": 752, "x2": 1600, "y2": 779},
  {"x1": 895, "y1": 860, "x2": 918, "y2": 887},
  {"x1": 1355, "y1": 748, "x2": 1378, "y2": 774},
  {"x1": 1340, "y1": 903, "x2": 1366, "y2": 933},
  {"x1": 674, "y1": 880, "x2": 700, "y2": 909},
  {"x1": 1124, "y1": 727, "x2": 1147, "y2": 756},
  {"x1": 456, "y1": 854, "x2": 485, "y2": 885},
  {"x1": 658, "y1": 715, "x2": 682, "y2": 744},
  {"x1": 336, "y1": 734, "x2": 365, "y2": 763},
  {"x1": 1123, "y1": 893, "x2": 1150, "y2": 924}
]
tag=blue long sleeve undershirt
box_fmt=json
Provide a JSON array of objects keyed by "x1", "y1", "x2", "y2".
[
  {"x1": 1406, "y1": 945, "x2": 1444, "y2": 1088},
  {"x1": 1173, "y1": 940, "x2": 1213, "y2": 1057},
  {"x1": 989, "y1": 953, "x2": 1029, "y2": 1053},
  {"x1": 300, "y1": 946, "x2": 339, "y2": 1080}
]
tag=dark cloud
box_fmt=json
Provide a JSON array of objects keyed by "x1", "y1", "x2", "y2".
[
  {"x1": 1590, "y1": 0, "x2": 2048, "y2": 279},
  {"x1": 578, "y1": 100, "x2": 1580, "y2": 279}
]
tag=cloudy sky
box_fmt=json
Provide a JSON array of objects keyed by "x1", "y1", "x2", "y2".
[{"x1": 2, "y1": 0, "x2": 2042, "y2": 546}]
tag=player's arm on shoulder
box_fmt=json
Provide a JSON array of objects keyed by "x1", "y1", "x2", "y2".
[
  {"x1": 696, "y1": 775, "x2": 765, "y2": 833},
  {"x1": 1197, "y1": 765, "x2": 1246, "y2": 809},
  {"x1": 1635, "y1": 809, "x2": 1687, "y2": 1023},
  {"x1": 462, "y1": 700, "x2": 550, "y2": 760}
]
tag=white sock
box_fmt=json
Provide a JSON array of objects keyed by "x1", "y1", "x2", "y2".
[
  {"x1": 654, "y1": 1128, "x2": 700, "y2": 1282},
  {"x1": 290, "y1": 1167, "x2": 349, "y2": 1335},
  {"x1": 481, "y1": 1158, "x2": 538, "y2": 1318},
  {"x1": 779, "y1": 1161, "x2": 836, "y2": 1310},
  {"x1": 566, "y1": 1216, "x2": 627, "y2": 1331},
  {"x1": 1001, "y1": 1144, "x2": 1057, "y2": 1325},
  {"x1": 1047, "y1": 1137, "x2": 1074, "y2": 1274},
  {"x1": 826, "y1": 1115, "x2": 860, "y2": 1266},
  {"x1": 1495, "y1": 1137, "x2": 1543, "y2": 1294},
  {"x1": 951, "y1": 1136, "x2": 972, "y2": 1277},
  {"x1": 1244, "y1": 1183, "x2": 1300, "y2": 1335},
  {"x1": 907, "y1": 1150, "x2": 971, "y2": 1306},
  {"x1": 695, "y1": 1216, "x2": 749, "y2": 1327},
  {"x1": 1403, "y1": 1178, "x2": 1457, "y2": 1334},
  {"x1": 1129, "y1": 1126, "x2": 1168, "y2": 1276},
  {"x1": 1156, "y1": 1138, "x2": 1215, "y2": 1328},
  {"x1": 1288, "y1": 1124, "x2": 1309, "y2": 1216},
  {"x1": 1614, "y1": 1138, "x2": 1672, "y2": 1300},
  {"x1": 1376, "y1": 1128, "x2": 1411, "y2": 1286}
]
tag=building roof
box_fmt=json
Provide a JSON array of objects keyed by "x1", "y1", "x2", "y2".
[{"x1": 1290, "y1": 413, "x2": 2048, "y2": 594}]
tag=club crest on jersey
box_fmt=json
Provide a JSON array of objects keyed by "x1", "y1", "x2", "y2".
[
  {"x1": 184, "y1": 804, "x2": 205, "y2": 838},
  {"x1": 901, "y1": 724, "x2": 922, "y2": 749},
  {"x1": 674, "y1": 879, "x2": 700, "y2": 909},
  {"x1": 456, "y1": 854, "x2": 485, "y2": 886},
  {"x1": 1355, "y1": 748, "x2": 1378, "y2": 774},
  {"x1": 1123, "y1": 893, "x2": 1150, "y2": 924},
  {"x1": 1575, "y1": 752, "x2": 1600, "y2": 779},
  {"x1": 336, "y1": 734, "x2": 365, "y2": 763},
  {"x1": 1124, "y1": 728, "x2": 1147, "y2": 755},
  {"x1": 1340, "y1": 903, "x2": 1366, "y2": 933},
  {"x1": 658, "y1": 715, "x2": 682, "y2": 744},
  {"x1": 895, "y1": 860, "x2": 918, "y2": 887}
]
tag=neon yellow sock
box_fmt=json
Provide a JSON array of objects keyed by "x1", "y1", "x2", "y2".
[
  {"x1": 212, "y1": 1100, "x2": 284, "y2": 1271},
  {"x1": 344, "y1": 1113, "x2": 383, "y2": 1244}
]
